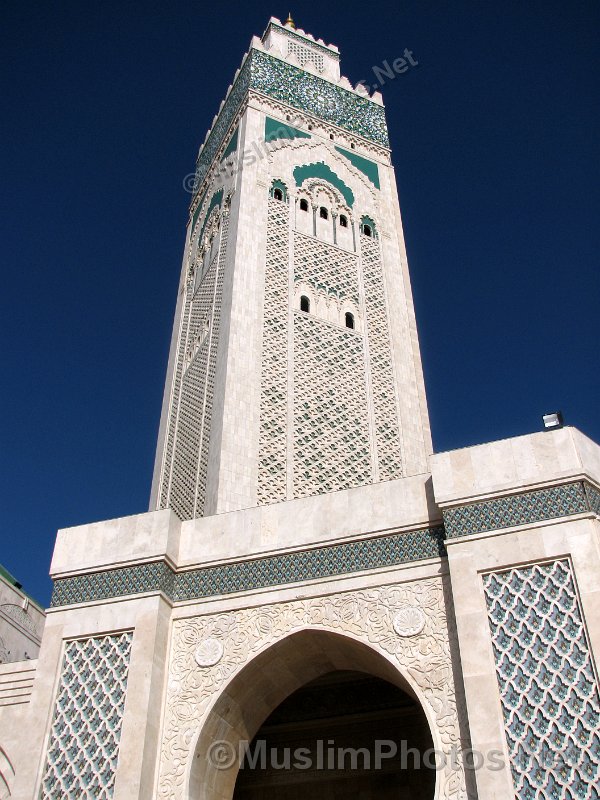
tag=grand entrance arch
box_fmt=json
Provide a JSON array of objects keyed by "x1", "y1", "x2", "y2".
[
  {"x1": 189, "y1": 629, "x2": 436, "y2": 799},
  {"x1": 233, "y1": 668, "x2": 436, "y2": 798},
  {"x1": 156, "y1": 579, "x2": 470, "y2": 800}
]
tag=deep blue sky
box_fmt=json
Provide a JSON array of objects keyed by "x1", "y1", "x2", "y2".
[{"x1": 2, "y1": 1, "x2": 598, "y2": 605}]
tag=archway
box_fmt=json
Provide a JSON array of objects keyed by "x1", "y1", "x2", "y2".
[
  {"x1": 189, "y1": 629, "x2": 437, "y2": 800},
  {"x1": 234, "y1": 670, "x2": 435, "y2": 798}
]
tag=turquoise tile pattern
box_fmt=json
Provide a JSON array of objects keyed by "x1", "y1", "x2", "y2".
[
  {"x1": 250, "y1": 51, "x2": 389, "y2": 147},
  {"x1": 584, "y1": 482, "x2": 600, "y2": 517},
  {"x1": 192, "y1": 49, "x2": 389, "y2": 199},
  {"x1": 40, "y1": 632, "x2": 133, "y2": 799},
  {"x1": 484, "y1": 560, "x2": 600, "y2": 799},
  {"x1": 444, "y1": 482, "x2": 591, "y2": 538},
  {"x1": 50, "y1": 526, "x2": 445, "y2": 606},
  {"x1": 192, "y1": 57, "x2": 251, "y2": 193}
]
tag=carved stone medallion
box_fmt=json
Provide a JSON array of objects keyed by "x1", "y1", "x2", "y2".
[
  {"x1": 194, "y1": 638, "x2": 224, "y2": 667},
  {"x1": 392, "y1": 606, "x2": 426, "y2": 637}
]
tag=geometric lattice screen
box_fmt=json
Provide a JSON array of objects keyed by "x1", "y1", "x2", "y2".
[
  {"x1": 40, "y1": 632, "x2": 133, "y2": 799},
  {"x1": 293, "y1": 312, "x2": 371, "y2": 498},
  {"x1": 257, "y1": 198, "x2": 290, "y2": 505},
  {"x1": 484, "y1": 560, "x2": 600, "y2": 800}
]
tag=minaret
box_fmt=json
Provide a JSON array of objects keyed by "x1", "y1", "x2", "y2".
[{"x1": 150, "y1": 17, "x2": 432, "y2": 520}]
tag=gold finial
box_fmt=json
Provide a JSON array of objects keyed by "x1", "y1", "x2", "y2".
[{"x1": 285, "y1": 12, "x2": 296, "y2": 29}]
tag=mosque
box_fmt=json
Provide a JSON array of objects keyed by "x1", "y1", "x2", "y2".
[{"x1": 1, "y1": 16, "x2": 598, "y2": 800}]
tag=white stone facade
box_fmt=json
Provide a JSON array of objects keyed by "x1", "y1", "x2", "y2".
[
  {"x1": 1, "y1": 426, "x2": 598, "y2": 798},
  {"x1": 0, "y1": 567, "x2": 44, "y2": 665},
  {"x1": 150, "y1": 16, "x2": 431, "y2": 520},
  {"x1": 1, "y1": 18, "x2": 599, "y2": 800}
]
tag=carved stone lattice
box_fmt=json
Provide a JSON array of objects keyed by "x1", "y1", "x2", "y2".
[
  {"x1": 361, "y1": 234, "x2": 403, "y2": 479},
  {"x1": 484, "y1": 559, "x2": 600, "y2": 799},
  {"x1": 257, "y1": 198, "x2": 290, "y2": 504},
  {"x1": 156, "y1": 579, "x2": 469, "y2": 799},
  {"x1": 294, "y1": 230, "x2": 359, "y2": 305},
  {"x1": 194, "y1": 211, "x2": 229, "y2": 517},
  {"x1": 293, "y1": 313, "x2": 371, "y2": 497},
  {"x1": 159, "y1": 207, "x2": 229, "y2": 519},
  {"x1": 0, "y1": 603, "x2": 40, "y2": 637},
  {"x1": 287, "y1": 41, "x2": 325, "y2": 73},
  {"x1": 40, "y1": 632, "x2": 133, "y2": 799}
]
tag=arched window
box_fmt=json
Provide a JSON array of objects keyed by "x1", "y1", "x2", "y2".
[
  {"x1": 319, "y1": 207, "x2": 328, "y2": 220},
  {"x1": 345, "y1": 312, "x2": 355, "y2": 329},
  {"x1": 339, "y1": 215, "x2": 348, "y2": 228},
  {"x1": 299, "y1": 199, "x2": 309, "y2": 212},
  {"x1": 360, "y1": 216, "x2": 377, "y2": 238},
  {"x1": 300, "y1": 295, "x2": 310, "y2": 313},
  {"x1": 270, "y1": 180, "x2": 287, "y2": 202}
]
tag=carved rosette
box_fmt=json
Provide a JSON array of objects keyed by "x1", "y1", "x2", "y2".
[
  {"x1": 156, "y1": 578, "x2": 469, "y2": 799},
  {"x1": 194, "y1": 638, "x2": 224, "y2": 668},
  {"x1": 393, "y1": 605, "x2": 426, "y2": 637}
]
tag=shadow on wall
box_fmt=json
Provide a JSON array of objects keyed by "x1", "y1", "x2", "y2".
[{"x1": 0, "y1": 745, "x2": 15, "y2": 799}]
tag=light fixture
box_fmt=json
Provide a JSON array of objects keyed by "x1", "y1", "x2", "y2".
[{"x1": 542, "y1": 411, "x2": 564, "y2": 431}]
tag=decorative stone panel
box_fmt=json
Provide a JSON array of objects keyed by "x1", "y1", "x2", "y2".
[
  {"x1": 484, "y1": 560, "x2": 600, "y2": 799},
  {"x1": 293, "y1": 313, "x2": 371, "y2": 497},
  {"x1": 0, "y1": 603, "x2": 41, "y2": 638},
  {"x1": 40, "y1": 632, "x2": 133, "y2": 799},
  {"x1": 193, "y1": 48, "x2": 389, "y2": 199},
  {"x1": 361, "y1": 234, "x2": 403, "y2": 480},
  {"x1": 584, "y1": 482, "x2": 600, "y2": 517},
  {"x1": 287, "y1": 40, "x2": 325, "y2": 72},
  {"x1": 156, "y1": 578, "x2": 469, "y2": 799},
  {"x1": 158, "y1": 208, "x2": 229, "y2": 519},
  {"x1": 250, "y1": 51, "x2": 389, "y2": 147},
  {"x1": 266, "y1": 22, "x2": 339, "y2": 62},
  {"x1": 257, "y1": 198, "x2": 290, "y2": 504},
  {"x1": 294, "y1": 230, "x2": 359, "y2": 304}
]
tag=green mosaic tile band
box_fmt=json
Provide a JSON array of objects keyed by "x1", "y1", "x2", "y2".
[
  {"x1": 50, "y1": 526, "x2": 445, "y2": 607},
  {"x1": 192, "y1": 49, "x2": 389, "y2": 199},
  {"x1": 585, "y1": 482, "x2": 600, "y2": 517},
  {"x1": 193, "y1": 57, "x2": 251, "y2": 194},
  {"x1": 444, "y1": 481, "x2": 595, "y2": 538},
  {"x1": 250, "y1": 51, "x2": 389, "y2": 148},
  {"x1": 172, "y1": 527, "x2": 446, "y2": 601},
  {"x1": 50, "y1": 561, "x2": 174, "y2": 607}
]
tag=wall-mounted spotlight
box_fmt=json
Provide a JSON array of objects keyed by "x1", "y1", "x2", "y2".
[{"x1": 542, "y1": 411, "x2": 564, "y2": 431}]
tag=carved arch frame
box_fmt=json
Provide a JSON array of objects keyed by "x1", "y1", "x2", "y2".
[{"x1": 156, "y1": 577, "x2": 470, "y2": 800}]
